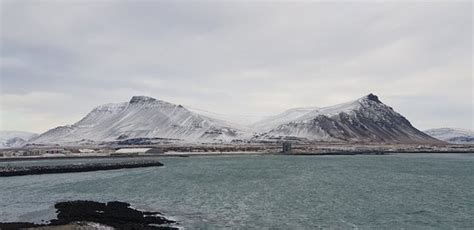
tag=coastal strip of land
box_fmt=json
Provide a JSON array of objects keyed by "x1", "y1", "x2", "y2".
[
  {"x1": 0, "y1": 160, "x2": 164, "y2": 177},
  {"x1": 2, "y1": 142, "x2": 473, "y2": 161}
]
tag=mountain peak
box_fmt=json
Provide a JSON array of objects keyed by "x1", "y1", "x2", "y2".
[
  {"x1": 361, "y1": 93, "x2": 381, "y2": 103},
  {"x1": 129, "y1": 96, "x2": 157, "y2": 104}
]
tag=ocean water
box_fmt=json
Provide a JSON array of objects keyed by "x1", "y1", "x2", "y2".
[{"x1": 0, "y1": 154, "x2": 473, "y2": 229}]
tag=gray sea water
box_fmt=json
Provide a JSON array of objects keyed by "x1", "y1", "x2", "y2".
[{"x1": 1, "y1": 153, "x2": 473, "y2": 229}]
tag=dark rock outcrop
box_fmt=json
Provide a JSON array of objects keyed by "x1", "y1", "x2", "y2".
[
  {"x1": 0, "y1": 200, "x2": 177, "y2": 229},
  {"x1": 129, "y1": 95, "x2": 158, "y2": 104}
]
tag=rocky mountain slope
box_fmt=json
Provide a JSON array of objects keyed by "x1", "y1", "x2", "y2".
[
  {"x1": 257, "y1": 94, "x2": 442, "y2": 144},
  {"x1": 30, "y1": 96, "x2": 247, "y2": 144},
  {"x1": 0, "y1": 131, "x2": 38, "y2": 148},
  {"x1": 424, "y1": 128, "x2": 474, "y2": 144}
]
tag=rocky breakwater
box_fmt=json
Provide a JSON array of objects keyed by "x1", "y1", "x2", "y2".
[
  {"x1": 0, "y1": 200, "x2": 178, "y2": 229},
  {"x1": 0, "y1": 160, "x2": 164, "y2": 177}
]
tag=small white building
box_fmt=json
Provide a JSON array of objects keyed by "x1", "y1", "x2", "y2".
[
  {"x1": 78, "y1": 149, "x2": 95, "y2": 153},
  {"x1": 114, "y1": 148, "x2": 151, "y2": 154}
]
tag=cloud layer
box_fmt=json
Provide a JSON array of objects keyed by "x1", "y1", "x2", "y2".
[{"x1": 1, "y1": 1, "x2": 472, "y2": 133}]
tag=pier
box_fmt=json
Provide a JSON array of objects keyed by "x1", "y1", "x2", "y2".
[{"x1": 0, "y1": 160, "x2": 164, "y2": 177}]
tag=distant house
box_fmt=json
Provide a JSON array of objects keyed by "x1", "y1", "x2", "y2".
[{"x1": 45, "y1": 149, "x2": 64, "y2": 154}]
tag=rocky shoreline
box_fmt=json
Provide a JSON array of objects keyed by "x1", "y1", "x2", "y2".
[
  {"x1": 0, "y1": 200, "x2": 178, "y2": 229},
  {"x1": 0, "y1": 160, "x2": 164, "y2": 177}
]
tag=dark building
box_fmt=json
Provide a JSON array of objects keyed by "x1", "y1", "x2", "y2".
[{"x1": 282, "y1": 142, "x2": 292, "y2": 153}]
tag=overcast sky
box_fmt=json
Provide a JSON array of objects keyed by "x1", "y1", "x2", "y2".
[{"x1": 1, "y1": 0, "x2": 472, "y2": 133}]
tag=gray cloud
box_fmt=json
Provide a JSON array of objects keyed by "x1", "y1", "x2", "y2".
[{"x1": 1, "y1": 0, "x2": 472, "y2": 133}]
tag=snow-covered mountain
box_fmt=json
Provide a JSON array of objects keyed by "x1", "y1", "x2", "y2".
[
  {"x1": 257, "y1": 94, "x2": 441, "y2": 144},
  {"x1": 29, "y1": 94, "x2": 441, "y2": 145},
  {"x1": 0, "y1": 131, "x2": 38, "y2": 148},
  {"x1": 30, "y1": 96, "x2": 248, "y2": 144},
  {"x1": 424, "y1": 128, "x2": 474, "y2": 144}
]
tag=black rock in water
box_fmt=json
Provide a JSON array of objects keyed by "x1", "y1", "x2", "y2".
[
  {"x1": 0, "y1": 200, "x2": 178, "y2": 230},
  {"x1": 52, "y1": 200, "x2": 177, "y2": 229}
]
